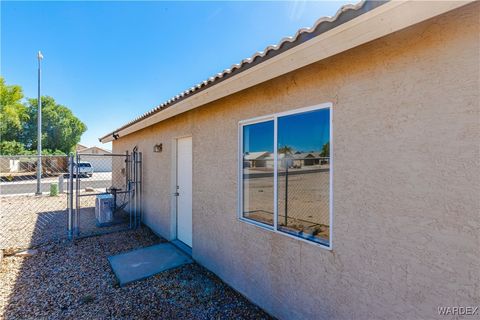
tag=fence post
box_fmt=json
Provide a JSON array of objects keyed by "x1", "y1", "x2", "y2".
[
  {"x1": 125, "y1": 151, "x2": 131, "y2": 229},
  {"x1": 133, "y1": 150, "x2": 138, "y2": 228},
  {"x1": 67, "y1": 154, "x2": 74, "y2": 239},
  {"x1": 58, "y1": 174, "x2": 64, "y2": 194},
  {"x1": 138, "y1": 152, "x2": 142, "y2": 226},
  {"x1": 74, "y1": 153, "x2": 80, "y2": 236},
  {"x1": 284, "y1": 164, "x2": 288, "y2": 226}
]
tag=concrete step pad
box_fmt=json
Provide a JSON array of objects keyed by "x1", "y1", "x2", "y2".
[{"x1": 108, "y1": 242, "x2": 193, "y2": 286}]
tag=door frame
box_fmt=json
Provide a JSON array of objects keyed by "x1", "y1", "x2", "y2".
[{"x1": 170, "y1": 135, "x2": 193, "y2": 246}]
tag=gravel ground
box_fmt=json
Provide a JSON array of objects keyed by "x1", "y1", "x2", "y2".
[
  {"x1": 0, "y1": 194, "x2": 131, "y2": 253},
  {"x1": 0, "y1": 227, "x2": 271, "y2": 319}
]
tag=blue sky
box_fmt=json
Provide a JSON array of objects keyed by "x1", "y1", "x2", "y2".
[
  {"x1": 243, "y1": 108, "x2": 329, "y2": 153},
  {"x1": 243, "y1": 120, "x2": 274, "y2": 153},
  {"x1": 1, "y1": 1, "x2": 350, "y2": 149},
  {"x1": 278, "y1": 108, "x2": 329, "y2": 152}
]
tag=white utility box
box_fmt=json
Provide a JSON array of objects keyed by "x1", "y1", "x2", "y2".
[{"x1": 95, "y1": 194, "x2": 114, "y2": 226}]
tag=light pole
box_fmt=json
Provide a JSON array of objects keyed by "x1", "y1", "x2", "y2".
[{"x1": 36, "y1": 51, "x2": 43, "y2": 195}]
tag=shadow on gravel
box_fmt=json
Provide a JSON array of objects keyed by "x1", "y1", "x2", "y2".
[
  {"x1": 0, "y1": 194, "x2": 132, "y2": 253},
  {"x1": 1, "y1": 227, "x2": 272, "y2": 319},
  {"x1": 0, "y1": 195, "x2": 69, "y2": 253},
  {"x1": 23, "y1": 209, "x2": 68, "y2": 248}
]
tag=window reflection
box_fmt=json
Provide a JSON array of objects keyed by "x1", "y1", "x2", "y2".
[
  {"x1": 277, "y1": 109, "x2": 330, "y2": 245},
  {"x1": 242, "y1": 120, "x2": 274, "y2": 225}
]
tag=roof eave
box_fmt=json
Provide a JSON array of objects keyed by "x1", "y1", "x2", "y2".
[{"x1": 100, "y1": 0, "x2": 473, "y2": 143}]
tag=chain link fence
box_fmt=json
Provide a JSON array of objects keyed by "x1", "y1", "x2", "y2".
[
  {"x1": 71, "y1": 152, "x2": 142, "y2": 239},
  {"x1": 277, "y1": 157, "x2": 330, "y2": 243},
  {"x1": 0, "y1": 155, "x2": 69, "y2": 252},
  {"x1": 243, "y1": 156, "x2": 330, "y2": 244},
  {"x1": 0, "y1": 151, "x2": 142, "y2": 252}
]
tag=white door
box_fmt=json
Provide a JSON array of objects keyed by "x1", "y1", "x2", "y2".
[{"x1": 176, "y1": 137, "x2": 193, "y2": 247}]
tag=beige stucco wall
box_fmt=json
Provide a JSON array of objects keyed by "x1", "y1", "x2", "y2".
[{"x1": 112, "y1": 4, "x2": 479, "y2": 319}]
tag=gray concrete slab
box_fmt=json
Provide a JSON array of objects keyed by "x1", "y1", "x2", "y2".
[{"x1": 108, "y1": 242, "x2": 193, "y2": 286}]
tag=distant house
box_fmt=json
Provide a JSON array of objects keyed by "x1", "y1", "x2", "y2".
[
  {"x1": 291, "y1": 152, "x2": 330, "y2": 167},
  {"x1": 76, "y1": 145, "x2": 112, "y2": 172},
  {"x1": 76, "y1": 145, "x2": 112, "y2": 155},
  {"x1": 243, "y1": 151, "x2": 270, "y2": 168},
  {"x1": 98, "y1": 2, "x2": 479, "y2": 319},
  {"x1": 253, "y1": 152, "x2": 293, "y2": 169},
  {"x1": 292, "y1": 152, "x2": 316, "y2": 167},
  {"x1": 75, "y1": 143, "x2": 88, "y2": 152}
]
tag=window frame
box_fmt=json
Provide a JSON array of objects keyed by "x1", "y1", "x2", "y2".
[{"x1": 238, "y1": 102, "x2": 333, "y2": 250}]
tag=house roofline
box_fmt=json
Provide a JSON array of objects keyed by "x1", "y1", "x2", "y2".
[
  {"x1": 99, "y1": 0, "x2": 473, "y2": 143},
  {"x1": 77, "y1": 146, "x2": 112, "y2": 154}
]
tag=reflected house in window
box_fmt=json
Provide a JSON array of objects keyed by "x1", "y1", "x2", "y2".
[
  {"x1": 293, "y1": 152, "x2": 316, "y2": 167},
  {"x1": 243, "y1": 151, "x2": 270, "y2": 168},
  {"x1": 244, "y1": 152, "x2": 296, "y2": 169},
  {"x1": 289, "y1": 151, "x2": 330, "y2": 167},
  {"x1": 240, "y1": 106, "x2": 331, "y2": 244}
]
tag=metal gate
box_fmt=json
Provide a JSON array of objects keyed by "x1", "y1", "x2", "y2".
[{"x1": 67, "y1": 149, "x2": 142, "y2": 239}]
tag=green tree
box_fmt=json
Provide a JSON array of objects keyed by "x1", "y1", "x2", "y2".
[
  {"x1": 23, "y1": 96, "x2": 87, "y2": 154},
  {"x1": 0, "y1": 77, "x2": 28, "y2": 141},
  {"x1": 0, "y1": 78, "x2": 85, "y2": 155},
  {"x1": 0, "y1": 141, "x2": 27, "y2": 155},
  {"x1": 320, "y1": 141, "x2": 330, "y2": 157}
]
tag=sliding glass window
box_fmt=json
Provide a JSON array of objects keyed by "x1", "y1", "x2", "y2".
[
  {"x1": 277, "y1": 108, "x2": 330, "y2": 245},
  {"x1": 241, "y1": 120, "x2": 274, "y2": 226},
  {"x1": 239, "y1": 104, "x2": 331, "y2": 247}
]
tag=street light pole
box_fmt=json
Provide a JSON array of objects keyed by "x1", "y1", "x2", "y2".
[{"x1": 36, "y1": 51, "x2": 43, "y2": 195}]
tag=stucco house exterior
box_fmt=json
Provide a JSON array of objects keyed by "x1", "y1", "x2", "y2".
[{"x1": 99, "y1": 1, "x2": 479, "y2": 319}]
